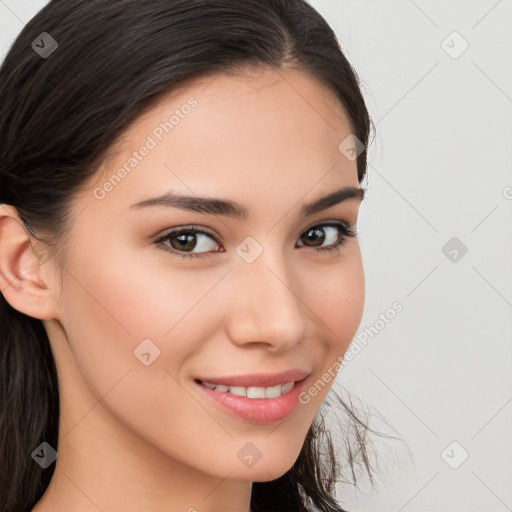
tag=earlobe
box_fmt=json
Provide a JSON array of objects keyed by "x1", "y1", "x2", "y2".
[{"x1": 0, "y1": 204, "x2": 58, "y2": 320}]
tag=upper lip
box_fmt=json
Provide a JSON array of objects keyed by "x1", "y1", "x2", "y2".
[{"x1": 195, "y1": 369, "x2": 310, "y2": 388}]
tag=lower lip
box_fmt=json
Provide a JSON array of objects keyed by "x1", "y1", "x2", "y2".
[{"x1": 194, "y1": 378, "x2": 309, "y2": 424}]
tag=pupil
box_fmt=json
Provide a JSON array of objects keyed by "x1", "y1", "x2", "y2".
[
  {"x1": 306, "y1": 228, "x2": 325, "y2": 246},
  {"x1": 175, "y1": 233, "x2": 195, "y2": 250}
]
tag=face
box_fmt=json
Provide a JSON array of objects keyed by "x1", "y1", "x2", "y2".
[{"x1": 45, "y1": 66, "x2": 365, "y2": 482}]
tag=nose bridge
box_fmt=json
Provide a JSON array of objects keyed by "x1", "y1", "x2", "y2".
[{"x1": 226, "y1": 245, "x2": 306, "y2": 349}]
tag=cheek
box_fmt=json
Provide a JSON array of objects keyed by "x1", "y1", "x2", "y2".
[
  {"x1": 306, "y1": 249, "x2": 365, "y2": 347},
  {"x1": 59, "y1": 243, "x2": 232, "y2": 414},
  {"x1": 297, "y1": 249, "x2": 364, "y2": 405},
  {"x1": 58, "y1": 246, "x2": 182, "y2": 397},
  {"x1": 63, "y1": 242, "x2": 221, "y2": 345}
]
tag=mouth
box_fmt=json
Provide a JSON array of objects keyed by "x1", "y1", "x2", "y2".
[
  {"x1": 194, "y1": 378, "x2": 297, "y2": 399},
  {"x1": 192, "y1": 369, "x2": 311, "y2": 424}
]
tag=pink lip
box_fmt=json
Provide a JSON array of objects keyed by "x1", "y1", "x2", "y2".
[
  {"x1": 194, "y1": 369, "x2": 310, "y2": 388},
  {"x1": 193, "y1": 370, "x2": 311, "y2": 424},
  {"x1": 195, "y1": 379, "x2": 308, "y2": 424}
]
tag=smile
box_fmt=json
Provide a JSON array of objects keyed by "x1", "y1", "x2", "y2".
[{"x1": 198, "y1": 380, "x2": 295, "y2": 399}]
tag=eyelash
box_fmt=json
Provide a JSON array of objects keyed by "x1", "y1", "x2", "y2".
[{"x1": 154, "y1": 221, "x2": 357, "y2": 261}]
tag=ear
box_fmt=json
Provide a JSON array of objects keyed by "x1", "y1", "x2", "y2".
[{"x1": 0, "y1": 204, "x2": 60, "y2": 320}]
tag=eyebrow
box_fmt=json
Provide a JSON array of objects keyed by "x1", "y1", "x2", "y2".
[{"x1": 130, "y1": 186, "x2": 365, "y2": 220}]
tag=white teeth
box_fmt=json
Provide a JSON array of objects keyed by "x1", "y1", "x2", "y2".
[
  {"x1": 228, "y1": 386, "x2": 246, "y2": 397},
  {"x1": 201, "y1": 380, "x2": 295, "y2": 399},
  {"x1": 262, "y1": 384, "x2": 281, "y2": 398},
  {"x1": 281, "y1": 381, "x2": 294, "y2": 394}
]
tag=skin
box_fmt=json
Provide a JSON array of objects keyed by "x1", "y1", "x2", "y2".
[{"x1": 0, "y1": 66, "x2": 365, "y2": 512}]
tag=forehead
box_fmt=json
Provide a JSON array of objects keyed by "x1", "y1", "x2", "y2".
[{"x1": 85, "y1": 66, "x2": 358, "y2": 215}]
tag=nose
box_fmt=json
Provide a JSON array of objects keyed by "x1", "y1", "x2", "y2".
[{"x1": 224, "y1": 250, "x2": 307, "y2": 352}]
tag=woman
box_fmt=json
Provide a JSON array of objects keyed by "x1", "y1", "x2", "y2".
[{"x1": 0, "y1": 1, "x2": 382, "y2": 510}]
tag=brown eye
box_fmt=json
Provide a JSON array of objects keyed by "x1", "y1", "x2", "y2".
[
  {"x1": 296, "y1": 222, "x2": 357, "y2": 254},
  {"x1": 155, "y1": 226, "x2": 221, "y2": 260}
]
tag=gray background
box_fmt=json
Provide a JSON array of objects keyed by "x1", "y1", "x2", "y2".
[{"x1": 1, "y1": 1, "x2": 511, "y2": 510}]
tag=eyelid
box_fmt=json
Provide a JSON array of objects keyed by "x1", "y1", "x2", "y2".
[
  {"x1": 154, "y1": 224, "x2": 220, "y2": 241},
  {"x1": 153, "y1": 218, "x2": 355, "y2": 240}
]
